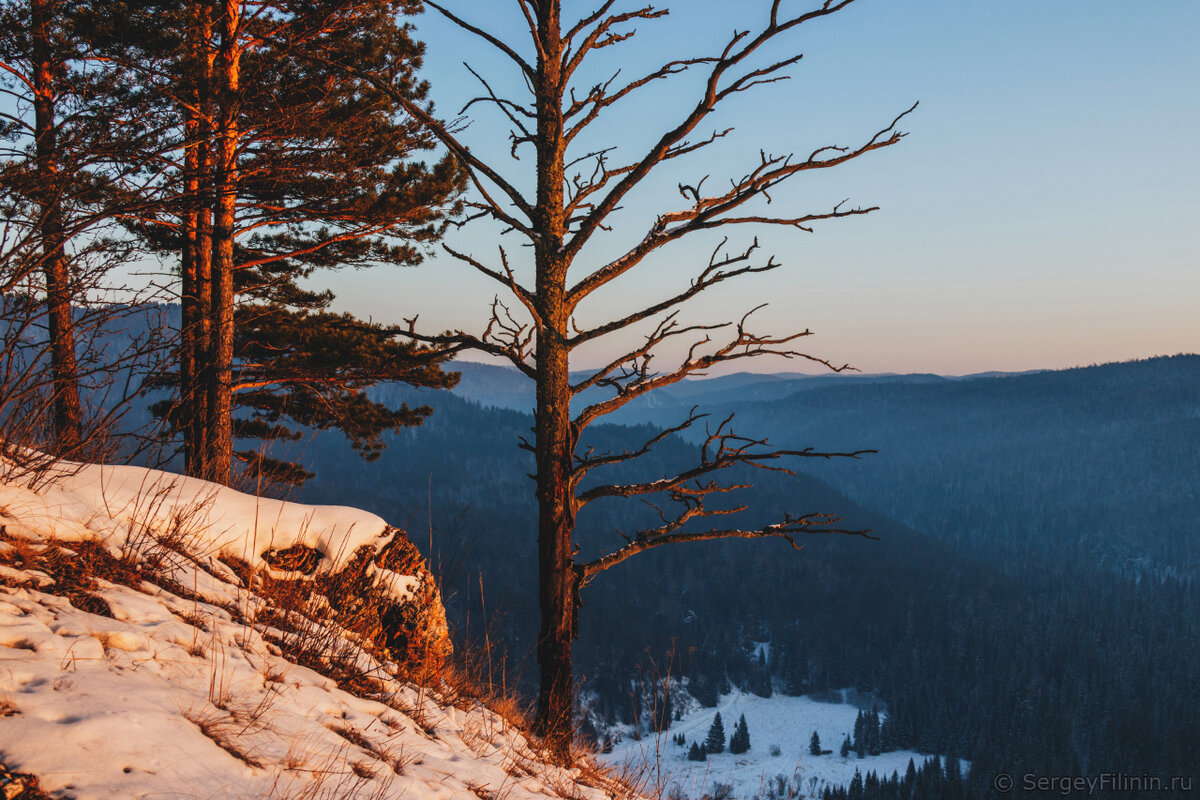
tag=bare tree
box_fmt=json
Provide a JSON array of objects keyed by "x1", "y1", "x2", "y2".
[{"x1": 356, "y1": 0, "x2": 912, "y2": 753}]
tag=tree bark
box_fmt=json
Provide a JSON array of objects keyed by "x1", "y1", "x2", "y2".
[
  {"x1": 530, "y1": 0, "x2": 577, "y2": 756},
  {"x1": 181, "y1": 0, "x2": 213, "y2": 477},
  {"x1": 206, "y1": 0, "x2": 240, "y2": 485},
  {"x1": 30, "y1": 0, "x2": 82, "y2": 454}
]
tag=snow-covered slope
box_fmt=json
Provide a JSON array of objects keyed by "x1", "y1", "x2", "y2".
[
  {"x1": 603, "y1": 691, "x2": 939, "y2": 800},
  {"x1": 0, "y1": 461, "x2": 632, "y2": 800}
]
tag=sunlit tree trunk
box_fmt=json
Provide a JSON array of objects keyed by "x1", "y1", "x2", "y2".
[
  {"x1": 181, "y1": 0, "x2": 213, "y2": 477},
  {"x1": 206, "y1": 0, "x2": 240, "y2": 485},
  {"x1": 30, "y1": 0, "x2": 82, "y2": 453},
  {"x1": 528, "y1": 2, "x2": 577, "y2": 752}
]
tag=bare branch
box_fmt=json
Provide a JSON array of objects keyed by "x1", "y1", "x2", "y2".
[
  {"x1": 392, "y1": 315, "x2": 536, "y2": 379},
  {"x1": 571, "y1": 405, "x2": 708, "y2": 482},
  {"x1": 426, "y1": 1, "x2": 536, "y2": 81},
  {"x1": 576, "y1": 412, "x2": 874, "y2": 506},
  {"x1": 440, "y1": 243, "x2": 539, "y2": 324},
  {"x1": 459, "y1": 63, "x2": 537, "y2": 158},
  {"x1": 568, "y1": 102, "x2": 917, "y2": 305},
  {"x1": 580, "y1": 511, "x2": 875, "y2": 581},
  {"x1": 573, "y1": 305, "x2": 856, "y2": 431},
  {"x1": 317, "y1": 56, "x2": 535, "y2": 234},
  {"x1": 561, "y1": 5, "x2": 669, "y2": 85},
  {"x1": 569, "y1": 237, "x2": 777, "y2": 347},
  {"x1": 564, "y1": 0, "x2": 872, "y2": 267}
]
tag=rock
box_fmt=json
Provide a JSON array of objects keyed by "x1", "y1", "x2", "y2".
[
  {"x1": 373, "y1": 529, "x2": 453, "y2": 677},
  {"x1": 257, "y1": 526, "x2": 451, "y2": 681}
]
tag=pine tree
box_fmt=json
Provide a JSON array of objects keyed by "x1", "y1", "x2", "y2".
[
  {"x1": 849, "y1": 769, "x2": 864, "y2": 800},
  {"x1": 108, "y1": 0, "x2": 463, "y2": 485},
  {"x1": 841, "y1": 735, "x2": 852, "y2": 759},
  {"x1": 752, "y1": 646, "x2": 773, "y2": 698},
  {"x1": 810, "y1": 731, "x2": 823, "y2": 756},
  {"x1": 854, "y1": 710, "x2": 867, "y2": 758},
  {"x1": 880, "y1": 715, "x2": 896, "y2": 753},
  {"x1": 651, "y1": 684, "x2": 672, "y2": 732},
  {"x1": 704, "y1": 712, "x2": 726, "y2": 754},
  {"x1": 867, "y1": 708, "x2": 882, "y2": 756},
  {"x1": 687, "y1": 741, "x2": 706, "y2": 762},
  {"x1": 1, "y1": 0, "x2": 85, "y2": 452},
  {"x1": 0, "y1": 0, "x2": 166, "y2": 457}
]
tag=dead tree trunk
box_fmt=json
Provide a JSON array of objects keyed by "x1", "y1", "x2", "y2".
[
  {"x1": 30, "y1": 0, "x2": 82, "y2": 453},
  {"x1": 530, "y1": 4, "x2": 577, "y2": 746}
]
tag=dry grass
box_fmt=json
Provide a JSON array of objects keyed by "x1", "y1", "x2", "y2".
[
  {"x1": 185, "y1": 706, "x2": 265, "y2": 769},
  {"x1": 326, "y1": 723, "x2": 373, "y2": 753},
  {"x1": 0, "y1": 533, "x2": 139, "y2": 613},
  {"x1": 265, "y1": 738, "x2": 399, "y2": 800}
]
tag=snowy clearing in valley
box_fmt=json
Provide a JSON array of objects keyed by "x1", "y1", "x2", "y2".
[{"x1": 603, "y1": 690, "x2": 935, "y2": 799}]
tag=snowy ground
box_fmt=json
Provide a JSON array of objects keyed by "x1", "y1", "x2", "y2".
[
  {"x1": 0, "y1": 461, "x2": 629, "y2": 800},
  {"x1": 602, "y1": 691, "x2": 928, "y2": 799}
]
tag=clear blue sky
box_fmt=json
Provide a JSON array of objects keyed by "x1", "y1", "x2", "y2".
[{"x1": 315, "y1": 0, "x2": 1200, "y2": 375}]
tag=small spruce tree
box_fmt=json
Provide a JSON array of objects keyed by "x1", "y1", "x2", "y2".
[
  {"x1": 810, "y1": 731, "x2": 823, "y2": 756},
  {"x1": 841, "y1": 735, "x2": 852, "y2": 759},
  {"x1": 704, "y1": 712, "x2": 726, "y2": 754},
  {"x1": 854, "y1": 709, "x2": 867, "y2": 759}
]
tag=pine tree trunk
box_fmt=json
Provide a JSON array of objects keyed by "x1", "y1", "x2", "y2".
[
  {"x1": 531, "y1": 1, "x2": 577, "y2": 757},
  {"x1": 31, "y1": 0, "x2": 82, "y2": 454},
  {"x1": 206, "y1": 0, "x2": 239, "y2": 485},
  {"x1": 181, "y1": 0, "x2": 212, "y2": 477}
]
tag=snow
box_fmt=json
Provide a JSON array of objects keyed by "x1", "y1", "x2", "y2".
[
  {"x1": 0, "y1": 458, "x2": 391, "y2": 575},
  {"x1": 0, "y1": 461, "x2": 625, "y2": 800},
  {"x1": 603, "y1": 690, "x2": 933, "y2": 799}
]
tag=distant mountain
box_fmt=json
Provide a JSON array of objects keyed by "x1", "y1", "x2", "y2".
[
  {"x1": 718, "y1": 354, "x2": 1200, "y2": 573},
  {"x1": 441, "y1": 361, "x2": 961, "y2": 419}
]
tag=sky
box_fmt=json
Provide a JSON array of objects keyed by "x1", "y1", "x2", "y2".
[{"x1": 314, "y1": 0, "x2": 1200, "y2": 376}]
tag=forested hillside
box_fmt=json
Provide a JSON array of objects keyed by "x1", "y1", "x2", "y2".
[{"x1": 294, "y1": 356, "x2": 1200, "y2": 798}]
